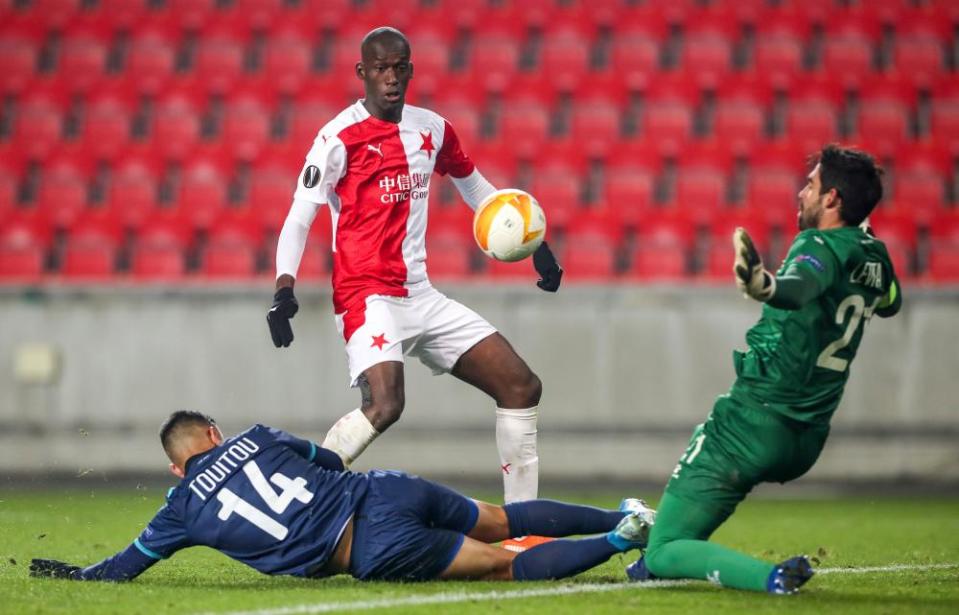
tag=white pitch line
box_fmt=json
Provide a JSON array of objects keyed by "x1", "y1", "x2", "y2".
[{"x1": 198, "y1": 563, "x2": 959, "y2": 615}]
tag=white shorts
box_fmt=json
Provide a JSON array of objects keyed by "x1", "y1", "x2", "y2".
[{"x1": 334, "y1": 287, "x2": 497, "y2": 387}]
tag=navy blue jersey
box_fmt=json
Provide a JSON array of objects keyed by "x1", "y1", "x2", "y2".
[{"x1": 79, "y1": 425, "x2": 368, "y2": 580}]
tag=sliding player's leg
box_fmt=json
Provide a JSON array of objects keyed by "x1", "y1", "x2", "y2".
[
  {"x1": 638, "y1": 399, "x2": 821, "y2": 592},
  {"x1": 441, "y1": 510, "x2": 652, "y2": 581}
]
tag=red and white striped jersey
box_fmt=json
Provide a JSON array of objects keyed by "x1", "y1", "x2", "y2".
[{"x1": 293, "y1": 101, "x2": 475, "y2": 315}]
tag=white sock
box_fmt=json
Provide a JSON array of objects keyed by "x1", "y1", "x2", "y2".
[
  {"x1": 496, "y1": 406, "x2": 539, "y2": 504},
  {"x1": 321, "y1": 408, "x2": 379, "y2": 467}
]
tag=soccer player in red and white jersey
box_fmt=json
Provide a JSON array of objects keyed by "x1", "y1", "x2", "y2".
[{"x1": 266, "y1": 28, "x2": 563, "y2": 550}]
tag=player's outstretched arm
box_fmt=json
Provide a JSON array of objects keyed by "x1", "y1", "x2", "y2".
[
  {"x1": 533, "y1": 242, "x2": 563, "y2": 292},
  {"x1": 31, "y1": 542, "x2": 161, "y2": 582}
]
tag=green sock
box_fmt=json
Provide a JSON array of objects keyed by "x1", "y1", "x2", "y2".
[
  {"x1": 644, "y1": 492, "x2": 775, "y2": 591},
  {"x1": 645, "y1": 538, "x2": 774, "y2": 591}
]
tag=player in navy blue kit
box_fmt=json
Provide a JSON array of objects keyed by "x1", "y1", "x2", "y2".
[{"x1": 31, "y1": 411, "x2": 654, "y2": 583}]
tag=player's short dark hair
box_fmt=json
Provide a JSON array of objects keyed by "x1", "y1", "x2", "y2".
[
  {"x1": 814, "y1": 144, "x2": 884, "y2": 226},
  {"x1": 360, "y1": 27, "x2": 410, "y2": 58},
  {"x1": 159, "y1": 410, "x2": 216, "y2": 457}
]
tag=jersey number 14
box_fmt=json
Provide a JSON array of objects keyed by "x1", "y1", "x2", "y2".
[{"x1": 216, "y1": 461, "x2": 315, "y2": 540}]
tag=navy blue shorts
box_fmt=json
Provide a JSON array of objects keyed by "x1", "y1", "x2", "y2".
[{"x1": 349, "y1": 470, "x2": 480, "y2": 581}]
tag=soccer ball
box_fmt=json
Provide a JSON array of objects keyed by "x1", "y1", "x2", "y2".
[{"x1": 473, "y1": 189, "x2": 547, "y2": 262}]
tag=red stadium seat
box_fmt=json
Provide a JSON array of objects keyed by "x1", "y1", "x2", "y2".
[
  {"x1": 31, "y1": 0, "x2": 83, "y2": 31},
  {"x1": 13, "y1": 94, "x2": 65, "y2": 160},
  {"x1": 60, "y1": 219, "x2": 122, "y2": 279},
  {"x1": 129, "y1": 222, "x2": 189, "y2": 281},
  {"x1": 151, "y1": 94, "x2": 203, "y2": 161},
  {"x1": 712, "y1": 97, "x2": 767, "y2": 155},
  {"x1": 539, "y1": 29, "x2": 592, "y2": 92},
  {"x1": 300, "y1": 0, "x2": 353, "y2": 29},
  {"x1": 35, "y1": 159, "x2": 91, "y2": 229},
  {"x1": 625, "y1": 217, "x2": 694, "y2": 281},
  {"x1": 0, "y1": 160, "x2": 23, "y2": 222},
  {"x1": 497, "y1": 101, "x2": 551, "y2": 159},
  {"x1": 784, "y1": 98, "x2": 839, "y2": 155},
  {"x1": 608, "y1": 32, "x2": 661, "y2": 91},
  {"x1": 641, "y1": 99, "x2": 694, "y2": 156},
  {"x1": 193, "y1": 32, "x2": 246, "y2": 95},
  {"x1": 401, "y1": 30, "x2": 454, "y2": 96},
  {"x1": 79, "y1": 93, "x2": 134, "y2": 161},
  {"x1": 124, "y1": 29, "x2": 178, "y2": 96},
  {"x1": 162, "y1": 0, "x2": 218, "y2": 30},
  {"x1": 891, "y1": 165, "x2": 946, "y2": 224},
  {"x1": 202, "y1": 225, "x2": 259, "y2": 279},
  {"x1": 930, "y1": 99, "x2": 959, "y2": 146},
  {"x1": 221, "y1": 95, "x2": 274, "y2": 162},
  {"x1": 681, "y1": 30, "x2": 733, "y2": 90},
  {"x1": 567, "y1": 97, "x2": 622, "y2": 157},
  {"x1": 0, "y1": 33, "x2": 39, "y2": 94},
  {"x1": 674, "y1": 165, "x2": 729, "y2": 224},
  {"x1": 528, "y1": 163, "x2": 585, "y2": 231},
  {"x1": 106, "y1": 158, "x2": 161, "y2": 230},
  {"x1": 562, "y1": 227, "x2": 618, "y2": 280},
  {"x1": 426, "y1": 230, "x2": 472, "y2": 279},
  {"x1": 57, "y1": 32, "x2": 109, "y2": 94},
  {"x1": 0, "y1": 216, "x2": 50, "y2": 281},
  {"x1": 288, "y1": 98, "x2": 341, "y2": 152},
  {"x1": 820, "y1": 31, "x2": 875, "y2": 89},
  {"x1": 867, "y1": 210, "x2": 916, "y2": 278},
  {"x1": 753, "y1": 32, "x2": 805, "y2": 89},
  {"x1": 602, "y1": 166, "x2": 656, "y2": 230},
  {"x1": 247, "y1": 161, "x2": 298, "y2": 231},
  {"x1": 894, "y1": 33, "x2": 944, "y2": 88},
  {"x1": 466, "y1": 33, "x2": 521, "y2": 93},
  {"x1": 86, "y1": 0, "x2": 151, "y2": 29},
  {"x1": 262, "y1": 30, "x2": 314, "y2": 96},
  {"x1": 230, "y1": 0, "x2": 286, "y2": 30},
  {"x1": 746, "y1": 165, "x2": 802, "y2": 213},
  {"x1": 855, "y1": 99, "x2": 911, "y2": 156},
  {"x1": 173, "y1": 160, "x2": 230, "y2": 231}
]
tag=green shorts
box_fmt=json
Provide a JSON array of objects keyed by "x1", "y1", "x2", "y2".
[{"x1": 664, "y1": 394, "x2": 830, "y2": 515}]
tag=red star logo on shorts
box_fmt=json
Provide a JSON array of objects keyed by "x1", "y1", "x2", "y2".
[
  {"x1": 370, "y1": 333, "x2": 389, "y2": 350},
  {"x1": 419, "y1": 130, "x2": 434, "y2": 158}
]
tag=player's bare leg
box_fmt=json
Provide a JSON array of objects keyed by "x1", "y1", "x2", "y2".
[
  {"x1": 452, "y1": 333, "x2": 543, "y2": 549},
  {"x1": 321, "y1": 361, "x2": 404, "y2": 466},
  {"x1": 439, "y1": 536, "x2": 516, "y2": 580}
]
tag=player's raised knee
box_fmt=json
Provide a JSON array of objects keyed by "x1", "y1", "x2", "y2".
[
  {"x1": 501, "y1": 370, "x2": 542, "y2": 408},
  {"x1": 365, "y1": 393, "x2": 405, "y2": 431}
]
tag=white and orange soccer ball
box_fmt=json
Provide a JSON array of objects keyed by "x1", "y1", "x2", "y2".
[{"x1": 472, "y1": 189, "x2": 547, "y2": 262}]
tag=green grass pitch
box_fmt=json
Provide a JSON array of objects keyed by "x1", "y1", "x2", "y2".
[{"x1": 1, "y1": 489, "x2": 957, "y2": 614}]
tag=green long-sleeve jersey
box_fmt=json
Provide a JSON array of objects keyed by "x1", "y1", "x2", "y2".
[{"x1": 730, "y1": 226, "x2": 901, "y2": 425}]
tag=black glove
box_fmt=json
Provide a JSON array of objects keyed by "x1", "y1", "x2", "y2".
[
  {"x1": 533, "y1": 241, "x2": 563, "y2": 292},
  {"x1": 267, "y1": 286, "x2": 299, "y2": 348},
  {"x1": 30, "y1": 558, "x2": 82, "y2": 580}
]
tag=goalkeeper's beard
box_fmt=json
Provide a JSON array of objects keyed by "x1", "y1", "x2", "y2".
[{"x1": 798, "y1": 198, "x2": 824, "y2": 231}]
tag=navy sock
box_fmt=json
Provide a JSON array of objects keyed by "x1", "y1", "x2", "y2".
[
  {"x1": 504, "y1": 500, "x2": 625, "y2": 537},
  {"x1": 512, "y1": 536, "x2": 620, "y2": 580}
]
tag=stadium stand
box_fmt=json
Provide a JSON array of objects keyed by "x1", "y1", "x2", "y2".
[{"x1": 0, "y1": 0, "x2": 957, "y2": 283}]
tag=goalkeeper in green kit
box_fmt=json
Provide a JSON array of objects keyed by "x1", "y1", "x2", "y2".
[{"x1": 627, "y1": 144, "x2": 902, "y2": 594}]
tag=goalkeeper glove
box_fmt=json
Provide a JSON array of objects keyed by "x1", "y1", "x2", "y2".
[
  {"x1": 533, "y1": 241, "x2": 563, "y2": 292},
  {"x1": 30, "y1": 558, "x2": 82, "y2": 580},
  {"x1": 733, "y1": 227, "x2": 776, "y2": 302},
  {"x1": 267, "y1": 286, "x2": 299, "y2": 348}
]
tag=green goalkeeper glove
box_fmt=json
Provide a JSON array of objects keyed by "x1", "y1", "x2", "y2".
[{"x1": 733, "y1": 227, "x2": 776, "y2": 302}]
